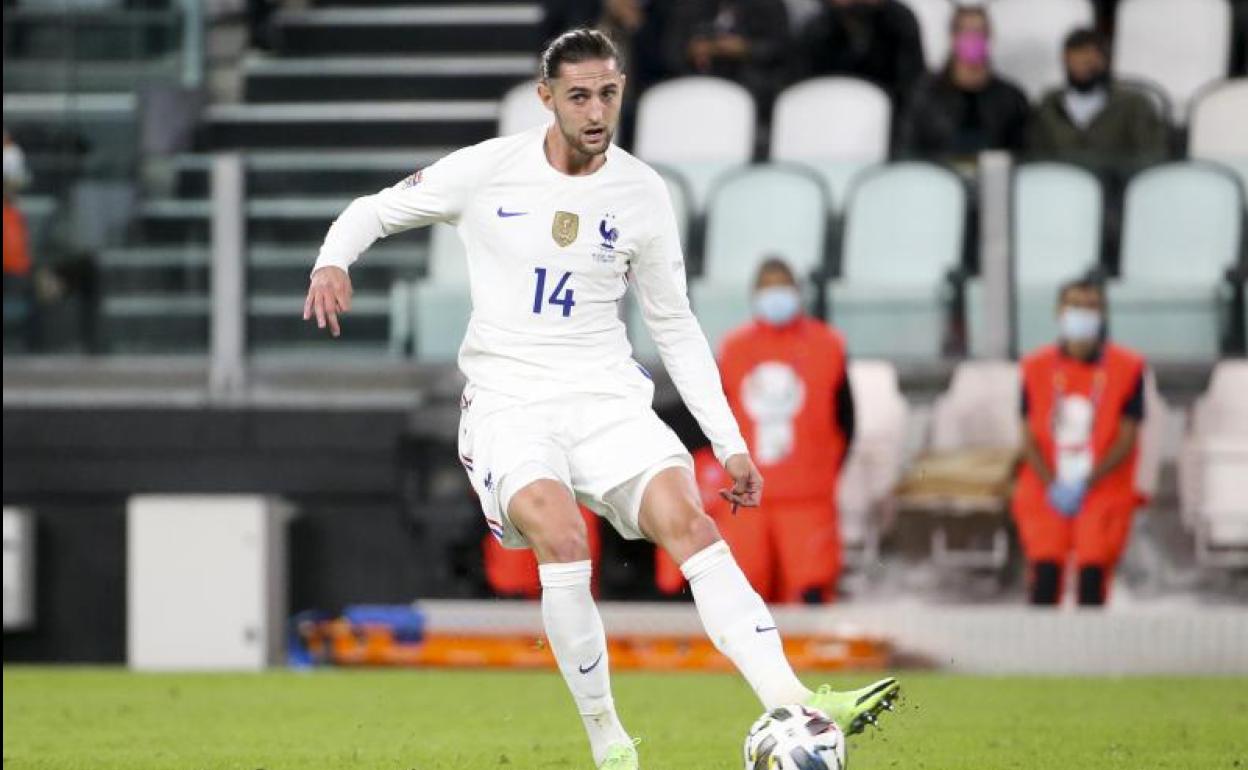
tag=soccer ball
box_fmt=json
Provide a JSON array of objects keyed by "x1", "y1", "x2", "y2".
[{"x1": 742, "y1": 704, "x2": 846, "y2": 770}]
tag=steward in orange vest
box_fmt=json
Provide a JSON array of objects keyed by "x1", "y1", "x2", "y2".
[
  {"x1": 1013, "y1": 278, "x2": 1146, "y2": 606},
  {"x1": 658, "y1": 257, "x2": 854, "y2": 603}
]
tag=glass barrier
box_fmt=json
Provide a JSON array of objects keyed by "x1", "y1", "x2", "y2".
[{"x1": 3, "y1": 0, "x2": 204, "y2": 355}]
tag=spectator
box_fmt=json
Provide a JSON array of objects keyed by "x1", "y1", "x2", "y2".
[
  {"x1": 1028, "y1": 28, "x2": 1167, "y2": 174},
  {"x1": 659, "y1": 258, "x2": 855, "y2": 604},
  {"x1": 3, "y1": 130, "x2": 34, "y2": 347},
  {"x1": 1013, "y1": 277, "x2": 1147, "y2": 607},
  {"x1": 898, "y1": 6, "x2": 1030, "y2": 161},
  {"x1": 799, "y1": 0, "x2": 926, "y2": 110},
  {"x1": 663, "y1": 0, "x2": 790, "y2": 116}
]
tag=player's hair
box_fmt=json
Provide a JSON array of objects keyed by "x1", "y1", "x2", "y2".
[
  {"x1": 1057, "y1": 272, "x2": 1106, "y2": 305},
  {"x1": 753, "y1": 256, "x2": 798, "y2": 288},
  {"x1": 1064, "y1": 27, "x2": 1107, "y2": 54},
  {"x1": 539, "y1": 28, "x2": 621, "y2": 81}
]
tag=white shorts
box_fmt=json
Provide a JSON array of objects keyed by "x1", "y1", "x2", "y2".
[{"x1": 457, "y1": 383, "x2": 693, "y2": 549}]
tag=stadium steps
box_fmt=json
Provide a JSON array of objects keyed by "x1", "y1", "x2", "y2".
[
  {"x1": 127, "y1": 197, "x2": 433, "y2": 245},
  {"x1": 201, "y1": 101, "x2": 498, "y2": 149},
  {"x1": 272, "y1": 5, "x2": 543, "y2": 56},
  {"x1": 2, "y1": 5, "x2": 185, "y2": 61},
  {"x1": 2, "y1": 57, "x2": 184, "y2": 93},
  {"x1": 98, "y1": 244, "x2": 427, "y2": 295},
  {"x1": 170, "y1": 150, "x2": 455, "y2": 197},
  {"x1": 242, "y1": 55, "x2": 536, "y2": 103}
]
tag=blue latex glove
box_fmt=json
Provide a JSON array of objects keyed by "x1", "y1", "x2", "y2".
[{"x1": 1047, "y1": 479, "x2": 1087, "y2": 517}]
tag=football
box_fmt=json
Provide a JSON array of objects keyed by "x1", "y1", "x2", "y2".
[{"x1": 742, "y1": 704, "x2": 847, "y2": 770}]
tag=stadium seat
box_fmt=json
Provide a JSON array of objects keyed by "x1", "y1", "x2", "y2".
[
  {"x1": 1189, "y1": 78, "x2": 1248, "y2": 194},
  {"x1": 1133, "y1": 368, "x2": 1170, "y2": 503},
  {"x1": 969, "y1": 163, "x2": 1103, "y2": 357},
  {"x1": 1179, "y1": 361, "x2": 1248, "y2": 567},
  {"x1": 1113, "y1": 0, "x2": 1233, "y2": 121},
  {"x1": 897, "y1": 0, "x2": 956, "y2": 71},
  {"x1": 628, "y1": 166, "x2": 695, "y2": 362},
  {"x1": 498, "y1": 80, "x2": 550, "y2": 136},
  {"x1": 687, "y1": 165, "x2": 829, "y2": 351},
  {"x1": 634, "y1": 76, "x2": 755, "y2": 212},
  {"x1": 827, "y1": 163, "x2": 966, "y2": 360},
  {"x1": 837, "y1": 360, "x2": 909, "y2": 568},
  {"x1": 770, "y1": 77, "x2": 891, "y2": 210},
  {"x1": 912, "y1": 360, "x2": 1021, "y2": 569},
  {"x1": 1108, "y1": 162, "x2": 1243, "y2": 362},
  {"x1": 987, "y1": 0, "x2": 1095, "y2": 101},
  {"x1": 412, "y1": 223, "x2": 471, "y2": 362}
]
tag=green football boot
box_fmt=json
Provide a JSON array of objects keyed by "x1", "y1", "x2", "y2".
[
  {"x1": 806, "y1": 677, "x2": 902, "y2": 736},
  {"x1": 598, "y1": 739, "x2": 640, "y2": 770}
]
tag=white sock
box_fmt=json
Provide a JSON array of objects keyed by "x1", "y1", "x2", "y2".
[
  {"x1": 681, "y1": 541, "x2": 812, "y2": 709},
  {"x1": 539, "y1": 560, "x2": 630, "y2": 766}
]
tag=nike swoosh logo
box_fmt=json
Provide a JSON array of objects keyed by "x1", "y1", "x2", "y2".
[
  {"x1": 755, "y1": 625, "x2": 778, "y2": 633},
  {"x1": 578, "y1": 652, "x2": 604, "y2": 674},
  {"x1": 497, "y1": 207, "x2": 528, "y2": 218}
]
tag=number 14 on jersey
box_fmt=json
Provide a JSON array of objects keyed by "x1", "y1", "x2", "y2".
[{"x1": 532, "y1": 267, "x2": 576, "y2": 317}]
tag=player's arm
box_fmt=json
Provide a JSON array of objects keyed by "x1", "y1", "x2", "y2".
[
  {"x1": 632, "y1": 178, "x2": 759, "y2": 507},
  {"x1": 304, "y1": 146, "x2": 483, "y2": 336}
]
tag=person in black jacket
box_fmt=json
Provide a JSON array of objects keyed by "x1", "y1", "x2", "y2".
[
  {"x1": 898, "y1": 5, "x2": 1030, "y2": 162},
  {"x1": 663, "y1": 0, "x2": 790, "y2": 116},
  {"x1": 798, "y1": 0, "x2": 925, "y2": 111}
]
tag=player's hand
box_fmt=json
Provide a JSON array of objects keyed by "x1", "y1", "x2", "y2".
[
  {"x1": 302, "y1": 266, "x2": 352, "y2": 337},
  {"x1": 720, "y1": 453, "x2": 763, "y2": 513}
]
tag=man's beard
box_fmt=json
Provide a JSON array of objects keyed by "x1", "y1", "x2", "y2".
[{"x1": 559, "y1": 121, "x2": 613, "y2": 156}]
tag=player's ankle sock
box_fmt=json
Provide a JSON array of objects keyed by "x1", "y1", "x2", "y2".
[
  {"x1": 539, "y1": 560, "x2": 630, "y2": 766},
  {"x1": 680, "y1": 541, "x2": 811, "y2": 709}
]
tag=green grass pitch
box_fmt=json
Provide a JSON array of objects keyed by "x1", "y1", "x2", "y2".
[{"x1": 4, "y1": 667, "x2": 1246, "y2": 769}]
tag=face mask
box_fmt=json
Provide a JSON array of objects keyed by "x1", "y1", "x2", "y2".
[
  {"x1": 953, "y1": 31, "x2": 989, "y2": 66},
  {"x1": 1059, "y1": 307, "x2": 1102, "y2": 341},
  {"x1": 753, "y1": 286, "x2": 802, "y2": 326},
  {"x1": 1067, "y1": 69, "x2": 1107, "y2": 94},
  {"x1": 3, "y1": 145, "x2": 28, "y2": 188}
]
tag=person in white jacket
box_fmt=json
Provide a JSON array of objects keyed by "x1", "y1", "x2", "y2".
[{"x1": 304, "y1": 28, "x2": 899, "y2": 770}]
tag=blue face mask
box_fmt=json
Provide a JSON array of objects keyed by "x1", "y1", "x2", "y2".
[
  {"x1": 753, "y1": 286, "x2": 802, "y2": 326},
  {"x1": 1059, "y1": 307, "x2": 1102, "y2": 341}
]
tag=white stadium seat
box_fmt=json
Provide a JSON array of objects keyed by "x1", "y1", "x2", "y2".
[
  {"x1": 1189, "y1": 78, "x2": 1248, "y2": 195},
  {"x1": 635, "y1": 76, "x2": 755, "y2": 212},
  {"x1": 970, "y1": 163, "x2": 1103, "y2": 357},
  {"x1": 897, "y1": 0, "x2": 956, "y2": 71},
  {"x1": 627, "y1": 166, "x2": 694, "y2": 362},
  {"x1": 688, "y1": 165, "x2": 829, "y2": 351},
  {"x1": 412, "y1": 223, "x2": 471, "y2": 362},
  {"x1": 771, "y1": 77, "x2": 891, "y2": 210},
  {"x1": 987, "y1": 0, "x2": 1095, "y2": 101},
  {"x1": 1179, "y1": 361, "x2": 1248, "y2": 567},
  {"x1": 827, "y1": 162, "x2": 966, "y2": 360},
  {"x1": 1108, "y1": 162, "x2": 1243, "y2": 362},
  {"x1": 838, "y1": 360, "x2": 910, "y2": 566},
  {"x1": 929, "y1": 360, "x2": 1021, "y2": 452},
  {"x1": 498, "y1": 80, "x2": 550, "y2": 136},
  {"x1": 1113, "y1": 0, "x2": 1233, "y2": 121}
]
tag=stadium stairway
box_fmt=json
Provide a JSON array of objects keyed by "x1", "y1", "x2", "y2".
[{"x1": 90, "y1": 3, "x2": 543, "y2": 354}]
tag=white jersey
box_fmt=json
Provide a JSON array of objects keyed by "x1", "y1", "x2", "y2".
[{"x1": 314, "y1": 126, "x2": 747, "y2": 463}]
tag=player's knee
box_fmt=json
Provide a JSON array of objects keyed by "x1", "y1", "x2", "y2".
[
  {"x1": 533, "y1": 525, "x2": 590, "y2": 564},
  {"x1": 661, "y1": 508, "x2": 721, "y2": 560}
]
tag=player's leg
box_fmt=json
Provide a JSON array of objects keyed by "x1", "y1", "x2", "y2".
[
  {"x1": 636, "y1": 467, "x2": 899, "y2": 735},
  {"x1": 504, "y1": 475, "x2": 634, "y2": 768}
]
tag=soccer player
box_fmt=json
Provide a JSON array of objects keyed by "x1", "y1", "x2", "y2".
[{"x1": 304, "y1": 29, "x2": 899, "y2": 770}]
